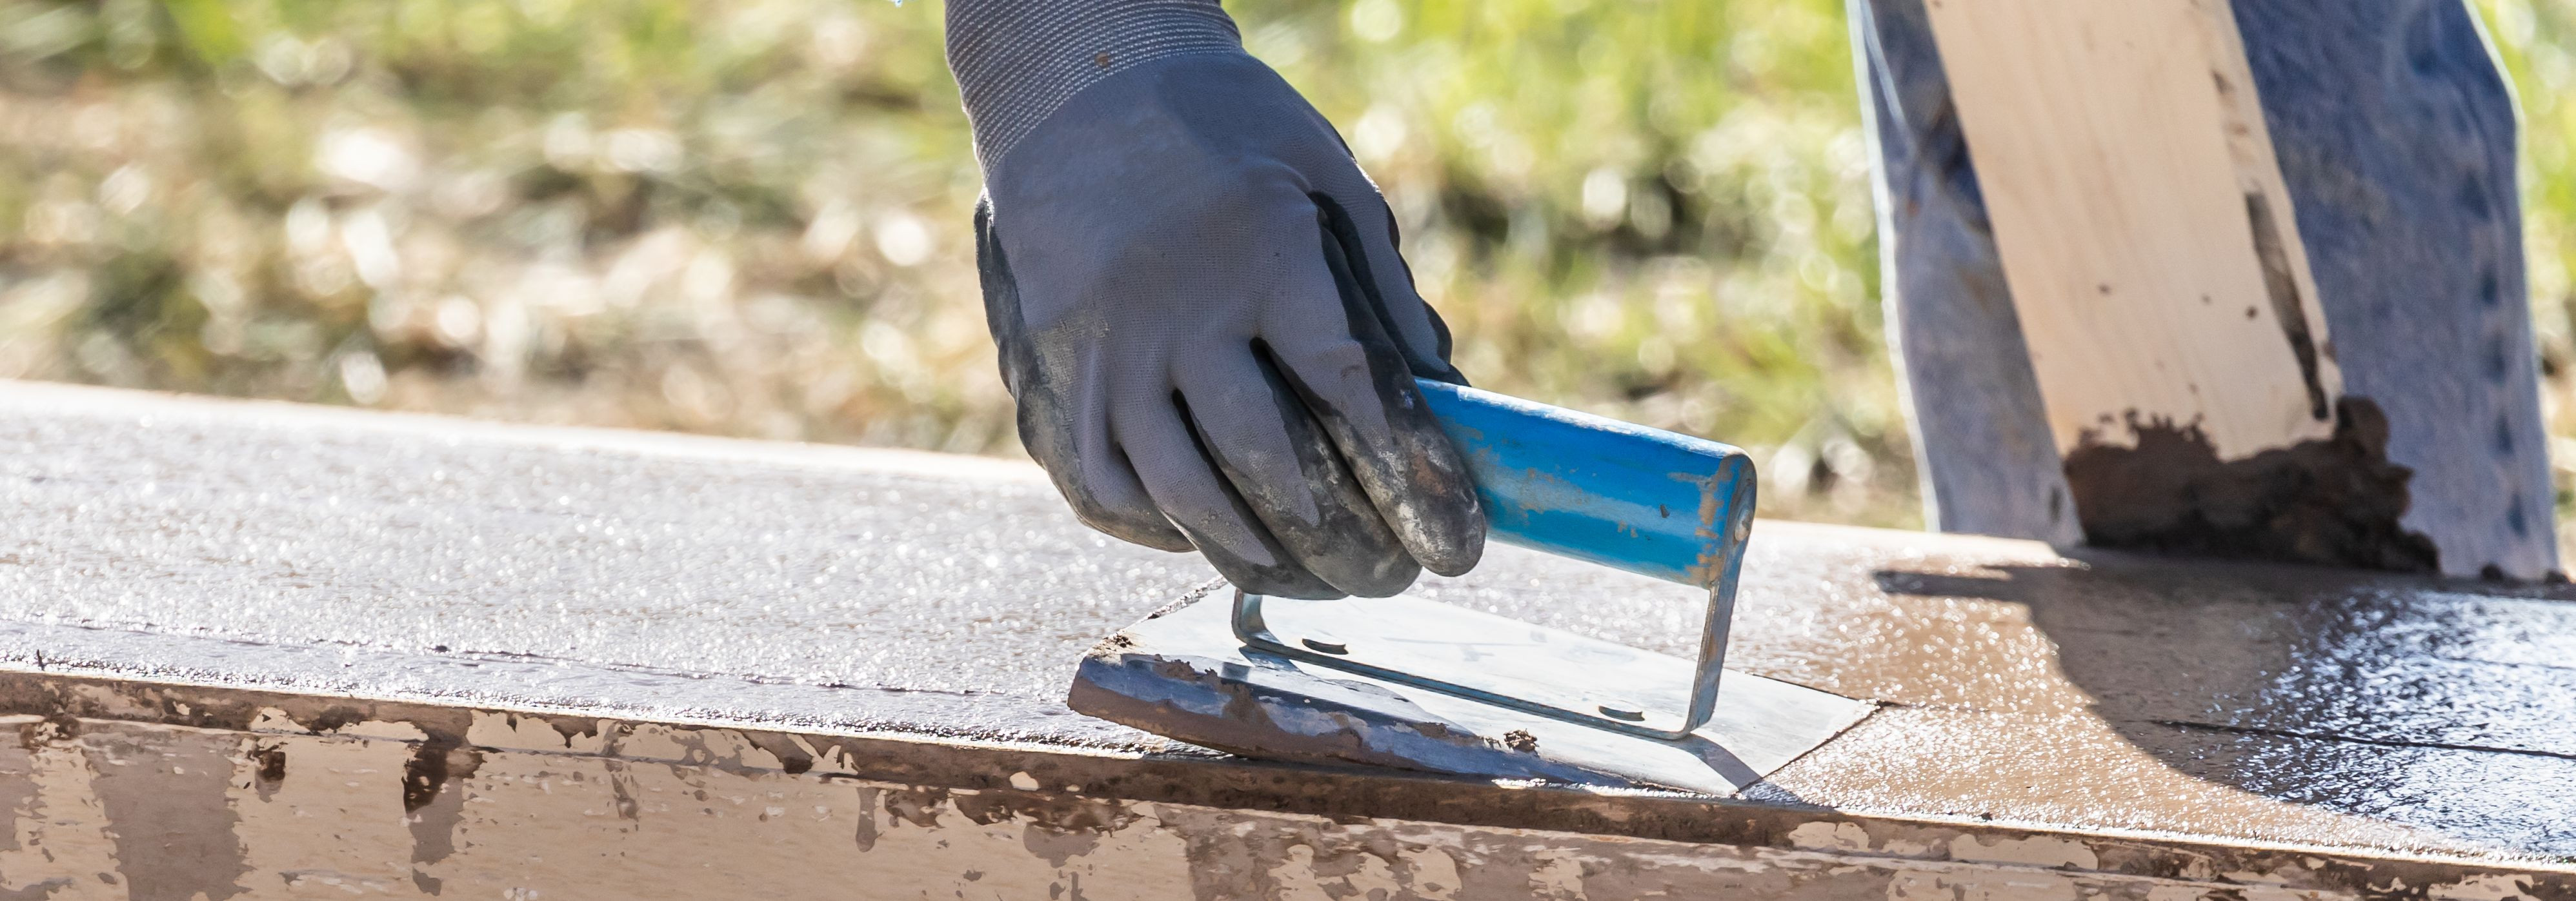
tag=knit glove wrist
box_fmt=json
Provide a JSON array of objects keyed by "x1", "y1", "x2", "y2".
[{"x1": 947, "y1": 0, "x2": 1246, "y2": 168}]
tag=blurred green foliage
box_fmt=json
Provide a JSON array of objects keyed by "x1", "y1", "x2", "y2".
[
  {"x1": 0, "y1": 0, "x2": 2570, "y2": 531},
  {"x1": 2482, "y1": 0, "x2": 2576, "y2": 532}
]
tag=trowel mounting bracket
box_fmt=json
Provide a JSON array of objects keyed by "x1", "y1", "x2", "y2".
[{"x1": 1229, "y1": 579, "x2": 1733, "y2": 741}]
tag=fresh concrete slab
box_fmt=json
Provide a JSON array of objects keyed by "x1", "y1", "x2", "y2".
[{"x1": 2, "y1": 381, "x2": 2572, "y2": 898}]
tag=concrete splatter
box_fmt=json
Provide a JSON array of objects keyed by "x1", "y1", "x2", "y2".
[
  {"x1": 83, "y1": 726, "x2": 251, "y2": 900},
  {"x1": 405, "y1": 737, "x2": 481, "y2": 894},
  {"x1": 0, "y1": 706, "x2": 2564, "y2": 898},
  {"x1": 2060, "y1": 398, "x2": 2440, "y2": 572}
]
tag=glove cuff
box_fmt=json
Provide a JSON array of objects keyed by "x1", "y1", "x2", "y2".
[{"x1": 945, "y1": 0, "x2": 1243, "y2": 170}]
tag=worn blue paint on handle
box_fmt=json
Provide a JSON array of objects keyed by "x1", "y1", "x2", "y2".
[{"x1": 1415, "y1": 379, "x2": 1757, "y2": 589}]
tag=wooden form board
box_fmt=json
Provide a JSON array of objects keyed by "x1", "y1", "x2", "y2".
[{"x1": 1923, "y1": 0, "x2": 2340, "y2": 460}]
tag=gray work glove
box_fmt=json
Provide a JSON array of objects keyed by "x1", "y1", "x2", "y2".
[{"x1": 947, "y1": 0, "x2": 1484, "y2": 599}]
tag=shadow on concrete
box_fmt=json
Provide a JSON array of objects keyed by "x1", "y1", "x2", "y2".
[{"x1": 1872, "y1": 555, "x2": 2576, "y2": 855}]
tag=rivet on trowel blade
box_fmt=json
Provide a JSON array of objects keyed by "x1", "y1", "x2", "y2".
[
  {"x1": 1597, "y1": 704, "x2": 1647, "y2": 722},
  {"x1": 1301, "y1": 637, "x2": 1350, "y2": 655}
]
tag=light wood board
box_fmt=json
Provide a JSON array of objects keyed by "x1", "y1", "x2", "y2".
[{"x1": 1923, "y1": 0, "x2": 2340, "y2": 459}]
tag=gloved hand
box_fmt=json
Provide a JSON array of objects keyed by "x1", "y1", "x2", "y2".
[{"x1": 947, "y1": 0, "x2": 1484, "y2": 599}]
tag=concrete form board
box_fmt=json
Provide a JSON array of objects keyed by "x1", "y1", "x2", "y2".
[{"x1": 1, "y1": 381, "x2": 2573, "y2": 897}]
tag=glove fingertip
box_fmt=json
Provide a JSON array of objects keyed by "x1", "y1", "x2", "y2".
[
  {"x1": 1067, "y1": 501, "x2": 1194, "y2": 553},
  {"x1": 1404, "y1": 499, "x2": 1486, "y2": 577},
  {"x1": 1416, "y1": 537, "x2": 1482, "y2": 579},
  {"x1": 1376, "y1": 376, "x2": 1489, "y2": 577},
  {"x1": 1123, "y1": 522, "x2": 1201, "y2": 554},
  {"x1": 1205, "y1": 551, "x2": 1347, "y2": 600},
  {"x1": 1331, "y1": 557, "x2": 1421, "y2": 599}
]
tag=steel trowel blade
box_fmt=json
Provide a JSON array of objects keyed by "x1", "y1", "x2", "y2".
[{"x1": 1067, "y1": 590, "x2": 1874, "y2": 795}]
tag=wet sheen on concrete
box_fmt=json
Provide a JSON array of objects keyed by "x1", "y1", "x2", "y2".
[{"x1": 3, "y1": 381, "x2": 2574, "y2": 896}]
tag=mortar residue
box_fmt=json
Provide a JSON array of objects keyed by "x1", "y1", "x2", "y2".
[{"x1": 2060, "y1": 397, "x2": 2437, "y2": 571}]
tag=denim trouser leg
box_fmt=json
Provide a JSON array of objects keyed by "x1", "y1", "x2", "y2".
[{"x1": 1853, "y1": 0, "x2": 2555, "y2": 577}]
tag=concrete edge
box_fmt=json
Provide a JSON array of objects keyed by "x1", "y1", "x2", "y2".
[
  {"x1": 1, "y1": 378, "x2": 1052, "y2": 485},
  {"x1": 1, "y1": 621, "x2": 2568, "y2": 896}
]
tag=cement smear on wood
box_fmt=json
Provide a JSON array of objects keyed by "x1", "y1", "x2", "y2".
[
  {"x1": 3, "y1": 695, "x2": 2570, "y2": 900},
  {"x1": 2060, "y1": 397, "x2": 2443, "y2": 572}
]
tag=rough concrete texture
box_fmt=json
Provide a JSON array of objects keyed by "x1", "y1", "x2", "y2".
[{"x1": 3, "y1": 381, "x2": 2575, "y2": 897}]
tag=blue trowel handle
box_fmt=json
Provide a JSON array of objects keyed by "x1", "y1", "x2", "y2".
[{"x1": 1415, "y1": 379, "x2": 1757, "y2": 589}]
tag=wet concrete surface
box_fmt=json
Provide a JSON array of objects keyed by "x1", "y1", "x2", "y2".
[{"x1": 5, "y1": 381, "x2": 2576, "y2": 867}]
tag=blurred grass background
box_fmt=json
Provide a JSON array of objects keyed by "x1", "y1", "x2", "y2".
[{"x1": 0, "y1": 0, "x2": 2568, "y2": 531}]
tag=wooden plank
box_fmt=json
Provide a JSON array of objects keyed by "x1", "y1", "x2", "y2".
[
  {"x1": 1921, "y1": 0, "x2": 2340, "y2": 460},
  {"x1": 0, "y1": 702, "x2": 2566, "y2": 898}
]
